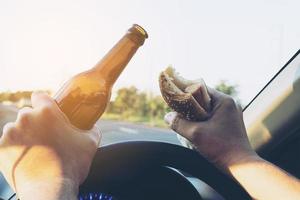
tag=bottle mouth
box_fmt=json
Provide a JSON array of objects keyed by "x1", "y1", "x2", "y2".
[
  {"x1": 127, "y1": 24, "x2": 148, "y2": 46},
  {"x1": 132, "y1": 24, "x2": 148, "y2": 39}
]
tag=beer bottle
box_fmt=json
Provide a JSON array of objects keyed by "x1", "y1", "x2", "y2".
[{"x1": 54, "y1": 24, "x2": 148, "y2": 130}]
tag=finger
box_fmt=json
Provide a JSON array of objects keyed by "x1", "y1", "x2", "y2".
[
  {"x1": 31, "y1": 92, "x2": 57, "y2": 110},
  {"x1": 164, "y1": 112, "x2": 202, "y2": 141},
  {"x1": 15, "y1": 107, "x2": 33, "y2": 126},
  {"x1": 87, "y1": 125, "x2": 102, "y2": 147},
  {"x1": 206, "y1": 87, "x2": 228, "y2": 112},
  {"x1": 207, "y1": 87, "x2": 224, "y2": 102}
]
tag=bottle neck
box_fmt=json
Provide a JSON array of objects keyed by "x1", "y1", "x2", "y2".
[{"x1": 92, "y1": 33, "x2": 143, "y2": 85}]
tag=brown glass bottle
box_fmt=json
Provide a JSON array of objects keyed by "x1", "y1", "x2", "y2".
[{"x1": 54, "y1": 24, "x2": 148, "y2": 130}]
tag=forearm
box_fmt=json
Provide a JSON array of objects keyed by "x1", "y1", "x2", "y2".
[
  {"x1": 228, "y1": 155, "x2": 300, "y2": 200},
  {"x1": 17, "y1": 178, "x2": 78, "y2": 200}
]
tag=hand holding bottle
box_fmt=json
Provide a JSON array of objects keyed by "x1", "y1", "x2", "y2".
[{"x1": 0, "y1": 92, "x2": 101, "y2": 199}]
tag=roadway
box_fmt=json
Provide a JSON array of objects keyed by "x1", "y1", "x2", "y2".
[{"x1": 96, "y1": 120, "x2": 181, "y2": 146}]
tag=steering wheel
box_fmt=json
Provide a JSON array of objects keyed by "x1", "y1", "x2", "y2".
[{"x1": 79, "y1": 141, "x2": 251, "y2": 200}]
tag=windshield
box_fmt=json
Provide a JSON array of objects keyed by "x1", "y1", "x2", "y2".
[{"x1": 1, "y1": 1, "x2": 300, "y2": 145}]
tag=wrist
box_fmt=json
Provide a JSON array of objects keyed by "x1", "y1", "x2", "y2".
[
  {"x1": 216, "y1": 148, "x2": 261, "y2": 174},
  {"x1": 17, "y1": 178, "x2": 79, "y2": 200}
]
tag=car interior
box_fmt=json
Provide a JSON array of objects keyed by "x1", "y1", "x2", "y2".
[{"x1": 0, "y1": 49, "x2": 299, "y2": 199}]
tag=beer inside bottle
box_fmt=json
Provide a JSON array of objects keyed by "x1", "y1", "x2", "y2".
[{"x1": 54, "y1": 24, "x2": 148, "y2": 130}]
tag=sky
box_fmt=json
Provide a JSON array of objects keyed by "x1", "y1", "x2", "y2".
[{"x1": 0, "y1": 0, "x2": 300, "y2": 104}]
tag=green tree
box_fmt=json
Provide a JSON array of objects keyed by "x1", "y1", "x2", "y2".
[
  {"x1": 105, "y1": 87, "x2": 170, "y2": 122},
  {"x1": 0, "y1": 90, "x2": 51, "y2": 103},
  {"x1": 113, "y1": 86, "x2": 140, "y2": 118},
  {"x1": 214, "y1": 80, "x2": 242, "y2": 106},
  {"x1": 215, "y1": 80, "x2": 238, "y2": 97},
  {"x1": 148, "y1": 96, "x2": 168, "y2": 119},
  {"x1": 135, "y1": 92, "x2": 148, "y2": 117},
  {"x1": 0, "y1": 92, "x2": 11, "y2": 102}
]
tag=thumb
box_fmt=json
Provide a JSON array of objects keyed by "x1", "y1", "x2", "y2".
[
  {"x1": 164, "y1": 112, "x2": 204, "y2": 142},
  {"x1": 31, "y1": 91, "x2": 73, "y2": 125}
]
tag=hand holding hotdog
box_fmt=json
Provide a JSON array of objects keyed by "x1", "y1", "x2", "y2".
[
  {"x1": 159, "y1": 67, "x2": 255, "y2": 171},
  {"x1": 164, "y1": 88, "x2": 255, "y2": 171}
]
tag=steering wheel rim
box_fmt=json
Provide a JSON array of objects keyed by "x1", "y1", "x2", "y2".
[{"x1": 80, "y1": 141, "x2": 251, "y2": 200}]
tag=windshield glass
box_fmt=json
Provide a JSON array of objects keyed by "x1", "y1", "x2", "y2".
[{"x1": 1, "y1": 1, "x2": 300, "y2": 145}]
